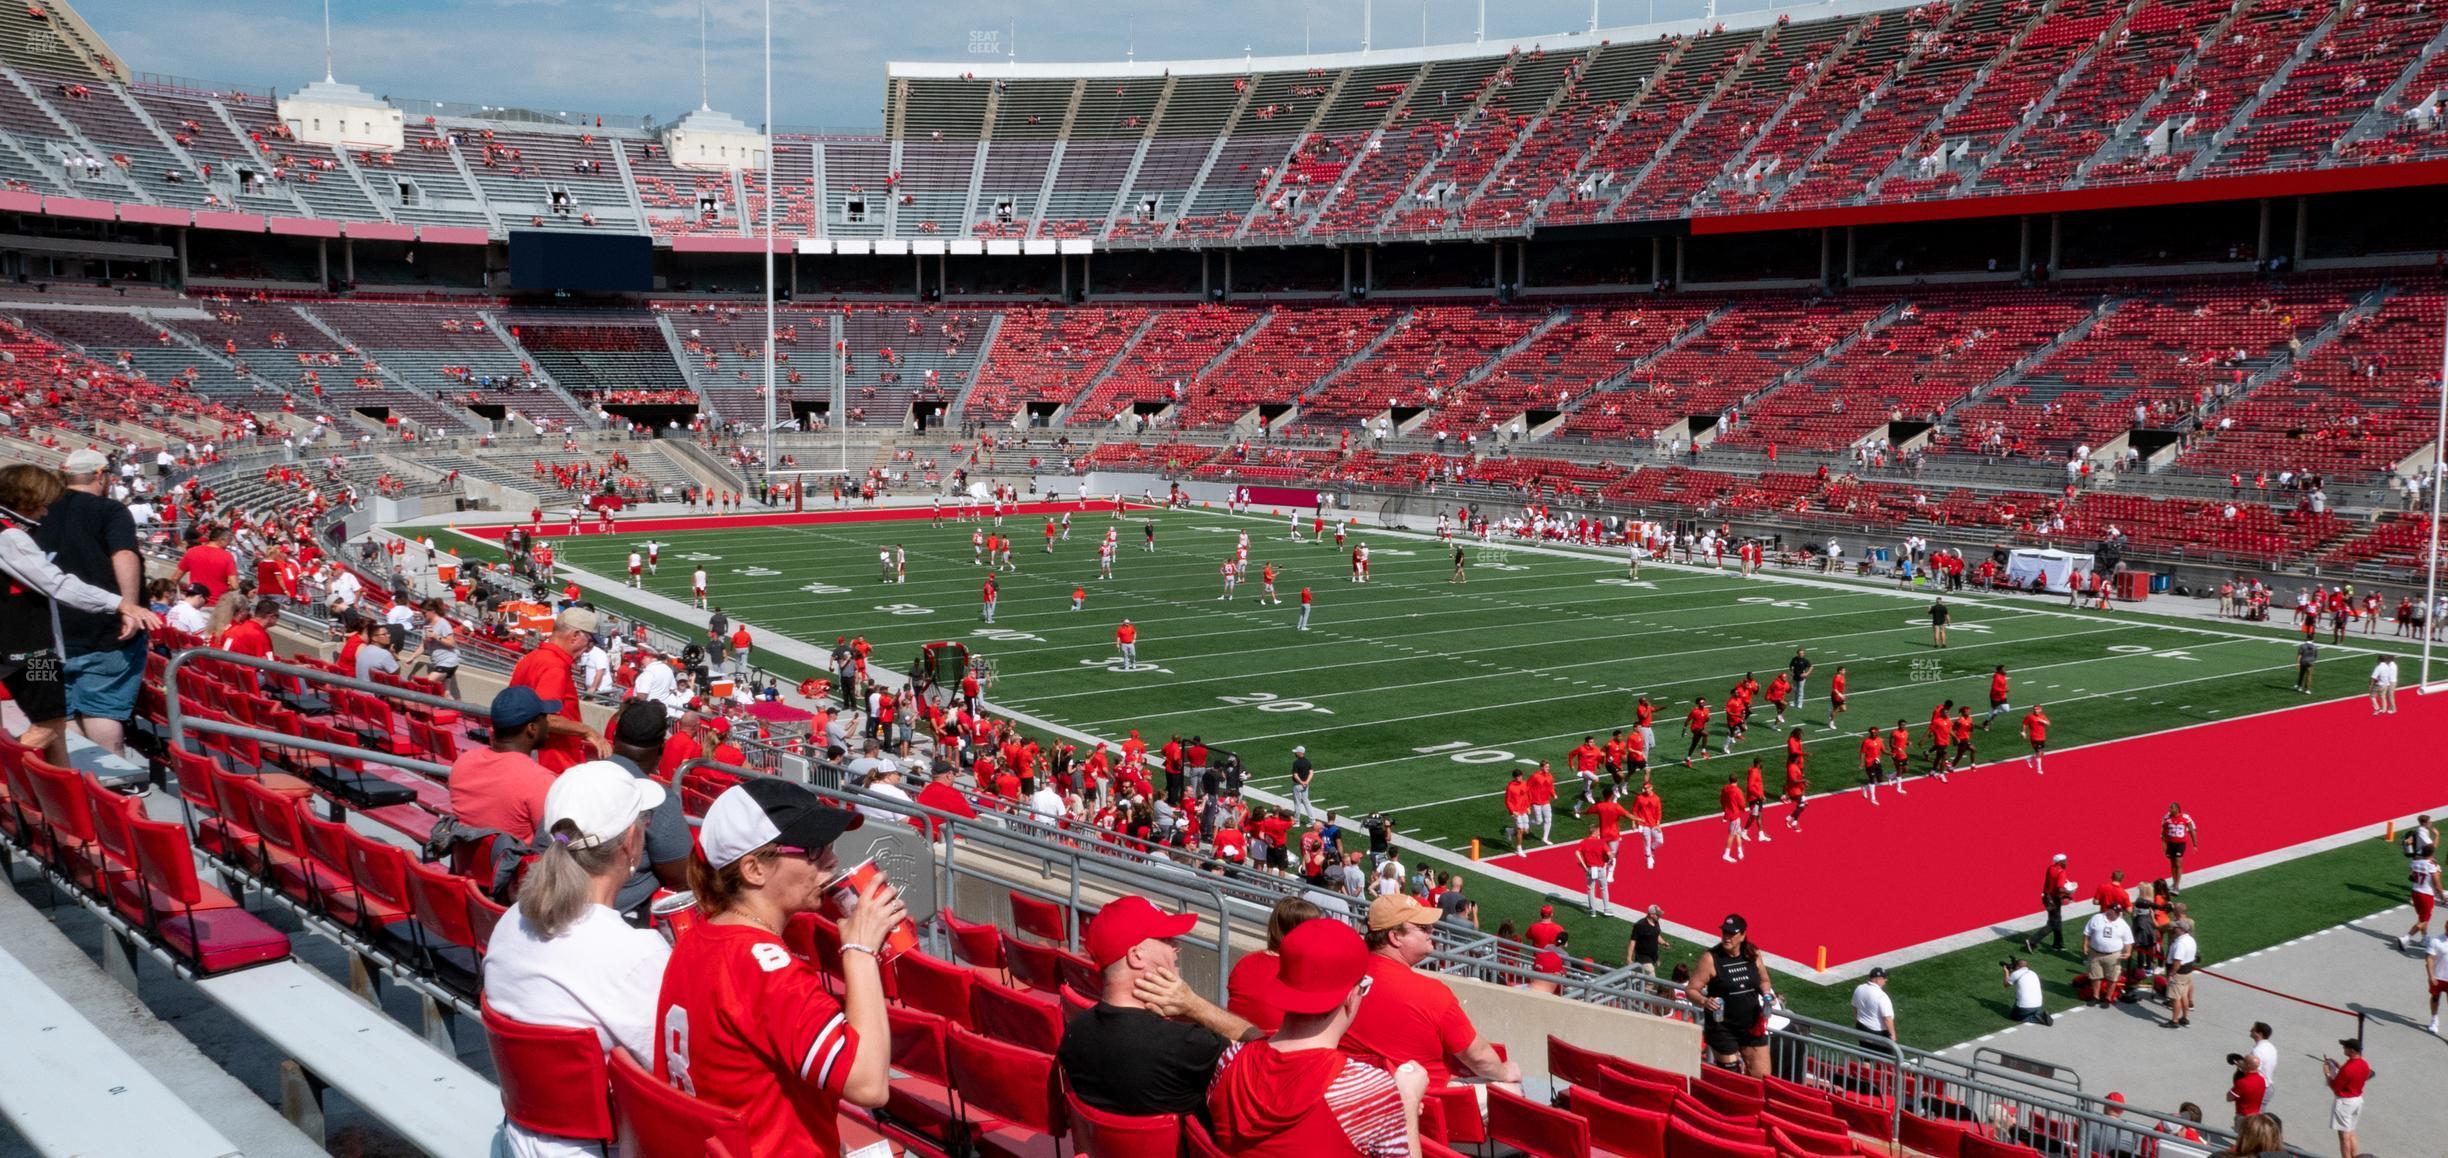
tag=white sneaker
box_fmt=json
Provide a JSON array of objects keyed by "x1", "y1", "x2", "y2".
[
  {"x1": 2429, "y1": 1018, "x2": 2440, "y2": 1034},
  {"x1": 1645, "y1": 856, "x2": 1655, "y2": 869},
  {"x1": 1723, "y1": 851, "x2": 1737, "y2": 863},
  {"x1": 1895, "y1": 782, "x2": 1907, "y2": 795},
  {"x1": 1757, "y1": 833, "x2": 1772, "y2": 843}
]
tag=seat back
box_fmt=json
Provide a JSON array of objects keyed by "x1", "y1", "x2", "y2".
[
  {"x1": 1688, "y1": 1073, "x2": 1766, "y2": 1121},
  {"x1": 607, "y1": 1047, "x2": 750, "y2": 1158},
  {"x1": 481, "y1": 998, "x2": 616, "y2": 1142},
  {"x1": 1900, "y1": 1111, "x2": 1970, "y2": 1158},
  {"x1": 1055, "y1": 948, "x2": 1101, "y2": 998},
  {"x1": 344, "y1": 828, "x2": 416, "y2": 917},
  {"x1": 1063, "y1": 1085, "x2": 1182, "y2": 1158},
  {"x1": 1566, "y1": 1086, "x2": 1669, "y2": 1158},
  {"x1": 1769, "y1": 1121, "x2": 1859, "y2": 1156},
  {"x1": 79, "y1": 773, "x2": 140, "y2": 873},
  {"x1": 946, "y1": 1026, "x2": 1064, "y2": 1138},
  {"x1": 1489, "y1": 1085, "x2": 1592, "y2": 1158},
  {"x1": 126, "y1": 815, "x2": 208, "y2": 910},
  {"x1": 894, "y1": 950, "x2": 979, "y2": 1029},
  {"x1": 468, "y1": 891, "x2": 510, "y2": 955},
  {"x1": 942, "y1": 911, "x2": 1006, "y2": 972},
  {"x1": 24, "y1": 755, "x2": 97, "y2": 856},
  {"x1": 971, "y1": 977, "x2": 1064, "y2": 1053},
  {"x1": 1960, "y1": 1132, "x2": 2047, "y2": 1158},
  {"x1": 1595, "y1": 1066, "x2": 1683, "y2": 1114},
  {"x1": 405, "y1": 859, "x2": 482, "y2": 951},
  {"x1": 1008, "y1": 890, "x2": 1071, "y2": 944},
  {"x1": 1664, "y1": 1114, "x2": 1777, "y2": 1158},
  {"x1": 1002, "y1": 930, "x2": 1064, "y2": 994},
  {"x1": 1547, "y1": 1034, "x2": 1614, "y2": 1091},
  {"x1": 1424, "y1": 1084, "x2": 1487, "y2": 1145}
]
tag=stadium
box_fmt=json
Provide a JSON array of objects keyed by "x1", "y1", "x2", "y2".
[{"x1": 0, "y1": 0, "x2": 2443, "y2": 1153}]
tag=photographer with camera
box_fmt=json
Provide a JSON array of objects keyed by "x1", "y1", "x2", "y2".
[{"x1": 2003, "y1": 956, "x2": 2052, "y2": 1025}]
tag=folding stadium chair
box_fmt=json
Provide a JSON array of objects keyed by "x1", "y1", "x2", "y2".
[
  {"x1": 1900, "y1": 1111, "x2": 1971, "y2": 1157},
  {"x1": 1564, "y1": 1086, "x2": 1670, "y2": 1158},
  {"x1": 1663, "y1": 1113, "x2": 1777, "y2": 1158},
  {"x1": 894, "y1": 949, "x2": 980, "y2": 1030},
  {"x1": 296, "y1": 812, "x2": 376, "y2": 928},
  {"x1": 342, "y1": 826, "x2": 422, "y2": 950},
  {"x1": 1769, "y1": 1120, "x2": 1861, "y2": 1156},
  {"x1": 1008, "y1": 890, "x2": 1071, "y2": 945},
  {"x1": 608, "y1": 1048, "x2": 749, "y2": 1157},
  {"x1": 1961, "y1": 1132, "x2": 2048, "y2": 1158},
  {"x1": 78, "y1": 772, "x2": 143, "y2": 901},
  {"x1": 946, "y1": 1026, "x2": 1067, "y2": 1158},
  {"x1": 1489, "y1": 1085, "x2": 1594, "y2": 1158},
  {"x1": 124, "y1": 815, "x2": 291, "y2": 975},
  {"x1": 1547, "y1": 1034, "x2": 1616, "y2": 1093},
  {"x1": 22, "y1": 755, "x2": 103, "y2": 894},
  {"x1": 1062, "y1": 1085, "x2": 1181, "y2": 1158},
  {"x1": 1001, "y1": 930, "x2": 1064, "y2": 996},
  {"x1": 403, "y1": 859, "x2": 484, "y2": 995},
  {"x1": 481, "y1": 998, "x2": 615, "y2": 1147},
  {"x1": 1689, "y1": 1072, "x2": 1767, "y2": 1120},
  {"x1": 970, "y1": 977, "x2": 1064, "y2": 1054},
  {"x1": 1596, "y1": 1066, "x2": 1684, "y2": 1114},
  {"x1": 942, "y1": 910, "x2": 1009, "y2": 982}
]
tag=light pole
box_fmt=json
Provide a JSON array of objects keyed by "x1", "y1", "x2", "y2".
[
  {"x1": 761, "y1": 0, "x2": 776, "y2": 487},
  {"x1": 2422, "y1": 310, "x2": 2447, "y2": 691}
]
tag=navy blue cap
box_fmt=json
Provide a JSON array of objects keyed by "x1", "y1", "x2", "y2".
[{"x1": 491, "y1": 686, "x2": 560, "y2": 730}]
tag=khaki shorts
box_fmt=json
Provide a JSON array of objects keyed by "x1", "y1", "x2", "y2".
[
  {"x1": 2332, "y1": 1096, "x2": 2363, "y2": 1133},
  {"x1": 2166, "y1": 973, "x2": 2193, "y2": 1002},
  {"x1": 2085, "y1": 952, "x2": 2121, "y2": 982}
]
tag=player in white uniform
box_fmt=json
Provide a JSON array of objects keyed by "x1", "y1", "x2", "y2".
[
  {"x1": 972, "y1": 528, "x2": 985, "y2": 565},
  {"x1": 1289, "y1": 508, "x2": 1304, "y2": 540},
  {"x1": 879, "y1": 548, "x2": 895, "y2": 583},
  {"x1": 642, "y1": 540, "x2": 662, "y2": 575},
  {"x1": 931, "y1": 496, "x2": 943, "y2": 527},
  {"x1": 627, "y1": 551, "x2": 643, "y2": 587},
  {"x1": 1438, "y1": 513, "x2": 1453, "y2": 541},
  {"x1": 1219, "y1": 559, "x2": 1238, "y2": 600},
  {"x1": 1059, "y1": 512, "x2": 1072, "y2": 541},
  {"x1": 691, "y1": 567, "x2": 709, "y2": 608},
  {"x1": 1356, "y1": 543, "x2": 1371, "y2": 584},
  {"x1": 1098, "y1": 540, "x2": 1115, "y2": 579}
]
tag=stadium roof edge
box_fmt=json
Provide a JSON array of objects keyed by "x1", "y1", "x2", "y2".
[{"x1": 885, "y1": 0, "x2": 1922, "y2": 79}]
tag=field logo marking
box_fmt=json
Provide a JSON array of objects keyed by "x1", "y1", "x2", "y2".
[
  {"x1": 875, "y1": 603, "x2": 936, "y2": 616},
  {"x1": 1218, "y1": 692, "x2": 1335, "y2": 716}
]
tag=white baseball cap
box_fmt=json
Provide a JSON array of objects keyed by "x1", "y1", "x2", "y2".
[
  {"x1": 541, "y1": 761, "x2": 667, "y2": 851},
  {"x1": 699, "y1": 778, "x2": 863, "y2": 870}
]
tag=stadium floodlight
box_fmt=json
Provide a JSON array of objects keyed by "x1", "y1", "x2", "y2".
[{"x1": 2423, "y1": 308, "x2": 2446, "y2": 693}]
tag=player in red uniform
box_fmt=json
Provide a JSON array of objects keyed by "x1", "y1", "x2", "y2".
[
  {"x1": 1527, "y1": 760, "x2": 1558, "y2": 845},
  {"x1": 1951, "y1": 705, "x2": 1979, "y2": 770},
  {"x1": 2020, "y1": 705, "x2": 2050, "y2": 772},
  {"x1": 2160, "y1": 802, "x2": 2200, "y2": 893},
  {"x1": 1780, "y1": 733, "x2": 1809, "y2": 830},
  {"x1": 1575, "y1": 829, "x2": 1614, "y2": 917},
  {"x1": 1927, "y1": 702, "x2": 1956, "y2": 782},
  {"x1": 1982, "y1": 665, "x2": 2012, "y2": 729},
  {"x1": 1825, "y1": 666, "x2": 1850, "y2": 730},
  {"x1": 1765, "y1": 672, "x2": 1791, "y2": 726},
  {"x1": 1635, "y1": 695, "x2": 1657, "y2": 759},
  {"x1": 656, "y1": 781, "x2": 902, "y2": 1156},
  {"x1": 1859, "y1": 727, "x2": 1886, "y2": 805},
  {"x1": 1720, "y1": 775, "x2": 1749, "y2": 863},
  {"x1": 1742, "y1": 757, "x2": 1771, "y2": 845},
  {"x1": 1629, "y1": 779, "x2": 1664, "y2": 868},
  {"x1": 1887, "y1": 721, "x2": 1912, "y2": 795},
  {"x1": 1682, "y1": 698, "x2": 1713, "y2": 767},
  {"x1": 1504, "y1": 770, "x2": 1534, "y2": 855}
]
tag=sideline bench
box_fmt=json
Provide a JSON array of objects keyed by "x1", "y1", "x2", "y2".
[{"x1": 0, "y1": 942, "x2": 241, "y2": 1158}]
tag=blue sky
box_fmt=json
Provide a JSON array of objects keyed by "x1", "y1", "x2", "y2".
[{"x1": 75, "y1": 0, "x2": 1744, "y2": 130}]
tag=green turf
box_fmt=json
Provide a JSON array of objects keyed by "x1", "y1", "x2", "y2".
[{"x1": 438, "y1": 508, "x2": 2423, "y2": 1047}]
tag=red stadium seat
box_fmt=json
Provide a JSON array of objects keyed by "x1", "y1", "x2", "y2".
[
  {"x1": 1900, "y1": 1111, "x2": 1971, "y2": 1157},
  {"x1": 1490, "y1": 1085, "x2": 1593, "y2": 1158},
  {"x1": 1689, "y1": 1073, "x2": 1767, "y2": 1120},
  {"x1": 943, "y1": 911, "x2": 1009, "y2": 980},
  {"x1": 481, "y1": 998, "x2": 615, "y2": 1145},
  {"x1": 1009, "y1": 891, "x2": 1071, "y2": 945},
  {"x1": 947, "y1": 1026, "x2": 1067, "y2": 1158},
  {"x1": 972, "y1": 977, "x2": 1065, "y2": 1053},
  {"x1": 1597, "y1": 1066, "x2": 1685, "y2": 1114},
  {"x1": 1548, "y1": 1034, "x2": 1616, "y2": 1091},
  {"x1": 896, "y1": 949, "x2": 980, "y2": 1029},
  {"x1": 1002, "y1": 930, "x2": 1064, "y2": 996},
  {"x1": 1665, "y1": 1113, "x2": 1777, "y2": 1158},
  {"x1": 124, "y1": 815, "x2": 291, "y2": 975},
  {"x1": 1962, "y1": 1132, "x2": 2048, "y2": 1158},
  {"x1": 1062, "y1": 1085, "x2": 1181, "y2": 1158},
  {"x1": 608, "y1": 1047, "x2": 750, "y2": 1157},
  {"x1": 1566, "y1": 1087, "x2": 1671, "y2": 1158}
]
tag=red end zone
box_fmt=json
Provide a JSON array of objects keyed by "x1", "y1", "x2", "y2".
[
  {"x1": 447, "y1": 500, "x2": 1131, "y2": 540},
  {"x1": 1505, "y1": 692, "x2": 2448, "y2": 970}
]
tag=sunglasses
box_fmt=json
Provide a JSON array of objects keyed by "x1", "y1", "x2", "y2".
[{"x1": 774, "y1": 845, "x2": 840, "y2": 872}]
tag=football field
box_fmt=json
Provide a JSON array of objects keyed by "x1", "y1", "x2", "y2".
[{"x1": 444, "y1": 503, "x2": 2445, "y2": 977}]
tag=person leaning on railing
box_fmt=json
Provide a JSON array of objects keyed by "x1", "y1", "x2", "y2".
[{"x1": 0, "y1": 463, "x2": 162, "y2": 766}]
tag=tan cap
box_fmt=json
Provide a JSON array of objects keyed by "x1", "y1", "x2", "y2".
[
  {"x1": 1367, "y1": 893, "x2": 1441, "y2": 932},
  {"x1": 60, "y1": 448, "x2": 108, "y2": 474},
  {"x1": 556, "y1": 607, "x2": 601, "y2": 634}
]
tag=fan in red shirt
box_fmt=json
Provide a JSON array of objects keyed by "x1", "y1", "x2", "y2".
[
  {"x1": 2020, "y1": 705, "x2": 2051, "y2": 773},
  {"x1": 1682, "y1": 698, "x2": 1713, "y2": 767},
  {"x1": 1525, "y1": 904, "x2": 1567, "y2": 950},
  {"x1": 655, "y1": 779, "x2": 903, "y2": 1158}
]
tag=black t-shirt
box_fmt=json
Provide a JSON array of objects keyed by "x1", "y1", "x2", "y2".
[
  {"x1": 31, "y1": 489, "x2": 136, "y2": 653},
  {"x1": 1930, "y1": 602, "x2": 1951, "y2": 625},
  {"x1": 1290, "y1": 755, "x2": 1314, "y2": 786},
  {"x1": 1631, "y1": 917, "x2": 1663, "y2": 964},
  {"x1": 1788, "y1": 654, "x2": 1812, "y2": 682},
  {"x1": 1058, "y1": 1003, "x2": 1227, "y2": 1115}
]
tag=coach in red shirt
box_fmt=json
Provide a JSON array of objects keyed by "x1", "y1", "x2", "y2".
[
  {"x1": 509, "y1": 606, "x2": 606, "y2": 771},
  {"x1": 1346, "y1": 895, "x2": 1521, "y2": 1088}
]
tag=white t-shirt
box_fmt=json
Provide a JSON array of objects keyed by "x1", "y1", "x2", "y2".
[
  {"x1": 2427, "y1": 936, "x2": 2448, "y2": 984},
  {"x1": 2008, "y1": 966, "x2": 2043, "y2": 1009},
  {"x1": 327, "y1": 570, "x2": 362, "y2": 608},
  {"x1": 2166, "y1": 933, "x2": 2198, "y2": 968},
  {"x1": 167, "y1": 601, "x2": 211, "y2": 634},
  {"x1": 2411, "y1": 857, "x2": 2439, "y2": 898},
  {"x1": 2250, "y1": 1038, "x2": 2278, "y2": 1091},
  {"x1": 1030, "y1": 786, "x2": 1066, "y2": 823},
  {"x1": 2373, "y1": 659, "x2": 2399, "y2": 687},
  {"x1": 1851, "y1": 982, "x2": 1895, "y2": 1032},
  {"x1": 578, "y1": 646, "x2": 612, "y2": 694},
  {"x1": 2083, "y1": 913, "x2": 2134, "y2": 955},
  {"x1": 483, "y1": 905, "x2": 671, "y2": 1158},
  {"x1": 860, "y1": 777, "x2": 913, "y2": 823}
]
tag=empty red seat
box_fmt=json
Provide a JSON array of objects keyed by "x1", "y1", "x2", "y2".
[
  {"x1": 1489, "y1": 1085, "x2": 1593, "y2": 1158},
  {"x1": 1962, "y1": 1131, "x2": 2048, "y2": 1158},
  {"x1": 1901, "y1": 1111, "x2": 1972, "y2": 1157},
  {"x1": 1062, "y1": 1085, "x2": 1180, "y2": 1158},
  {"x1": 1008, "y1": 891, "x2": 1071, "y2": 945},
  {"x1": 482, "y1": 998, "x2": 615, "y2": 1146},
  {"x1": 1665, "y1": 1113, "x2": 1776, "y2": 1158},
  {"x1": 946, "y1": 1026, "x2": 1066, "y2": 1158},
  {"x1": 124, "y1": 815, "x2": 291, "y2": 974},
  {"x1": 608, "y1": 1047, "x2": 750, "y2": 1157},
  {"x1": 895, "y1": 949, "x2": 980, "y2": 1029},
  {"x1": 1567, "y1": 1086, "x2": 1671, "y2": 1158},
  {"x1": 972, "y1": 977, "x2": 1064, "y2": 1054}
]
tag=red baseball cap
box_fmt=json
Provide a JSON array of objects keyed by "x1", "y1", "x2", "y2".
[
  {"x1": 1086, "y1": 895, "x2": 1198, "y2": 969},
  {"x1": 1263, "y1": 919, "x2": 1372, "y2": 1015}
]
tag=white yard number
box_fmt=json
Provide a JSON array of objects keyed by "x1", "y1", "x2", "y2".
[
  {"x1": 799, "y1": 581, "x2": 850, "y2": 595},
  {"x1": 732, "y1": 566, "x2": 780, "y2": 577},
  {"x1": 1479, "y1": 560, "x2": 1527, "y2": 571},
  {"x1": 1595, "y1": 578, "x2": 1658, "y2": 589},
  {"x1": 1738, "y1": 596, "x2": 1811, "y2": 610},
  {"x1": 1901, "y1": 618, "x2": 1991, "y2": 633},
  {"x1": 1413, "y1": 740, "x2": 1516, "y2": 765},
  {"x1": 875, "y1": 603, "x2": 935, "y2": 616},
  {"x1": 681, "y1": 552, "x2": 723, "y2": 562},
  {"x1": 1218, "y1": 691, "x2": 1334, "y2": 715},
  {"x1": 2108, "y1": 644, "x2": 2197, "y2": 661},
  {"x1": 1082, "y1": 656, "x2": 1170, "y2": 674},
  {"x1": 973, "y1": 627, "x2": 1044, "y2": 643}
]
